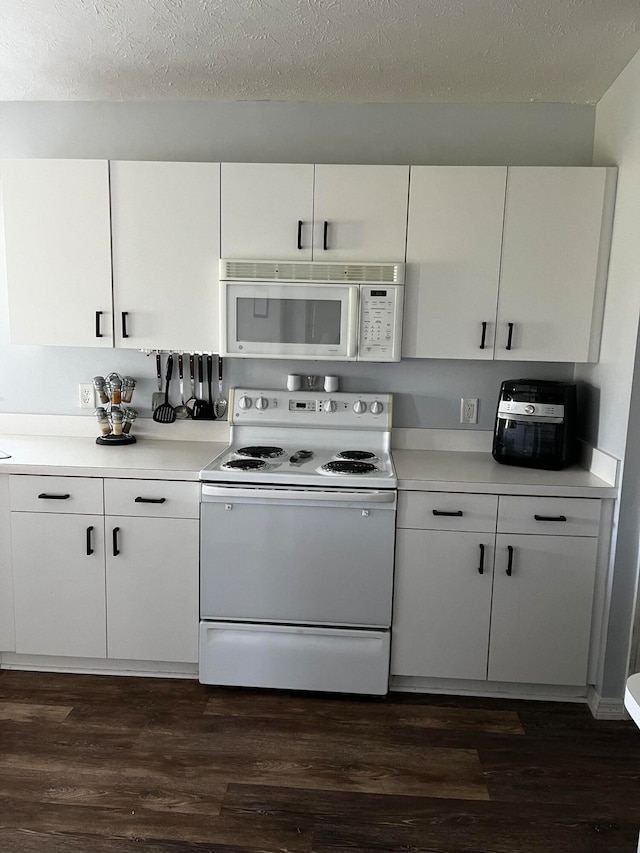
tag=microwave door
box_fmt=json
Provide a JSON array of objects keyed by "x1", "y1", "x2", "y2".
[{"x1": 222, "y1": 283, "x2": 358, "y2": 360}]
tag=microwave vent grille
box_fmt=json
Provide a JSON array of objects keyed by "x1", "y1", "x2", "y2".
[{"x1": 220, "y1": 260, "x2": 404, "y2": 284}]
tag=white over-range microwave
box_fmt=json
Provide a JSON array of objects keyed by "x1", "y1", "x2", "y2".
[{"x1": 219, "y1": 259, "x2": 405, "y2": 361}]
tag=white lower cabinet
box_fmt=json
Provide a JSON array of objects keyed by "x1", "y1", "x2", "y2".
[
  {"x1": 488, "y1": 534, "x2": 598, "y2": 685},
  {"x1": 105, "y1": 515, "x2": 199, "y2": 662},
  {"x1": 393, "y1": 529, "x2": 493, "y2": 680},
  {"x1": 391, "y1": 491, "x2": 600, "y2": 687},
  {"x1": 8, "y1": 474, "x2": 199, "y2": 665},
  {"x1": 11, "y1": 512, "x2": 107, "y2": 658}
]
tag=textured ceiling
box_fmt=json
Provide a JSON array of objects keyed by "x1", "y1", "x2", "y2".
[{"x1": 0, "y1": 0, "x2": 639, "y2": 103}]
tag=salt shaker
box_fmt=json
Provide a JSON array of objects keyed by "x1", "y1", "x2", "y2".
[
  {"x1": 111, "y1": 407, "x2": 123, "y2": 436},
  {"x1": 93, "y1": 376, "x2": 109, "y2": 405},
  {"x1": 95, "y1": 407, "x2": 111, "y2": 436},
  {"x1": 122, "y1": 408, "x2": 138, "y2": 434},
  {"x1": 122, "y1": 376, "x2": 136, "y2": 403}
]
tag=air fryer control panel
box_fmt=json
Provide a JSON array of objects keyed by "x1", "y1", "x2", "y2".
[{"x1": 358, "y1": 285, "x2": 403, "y2": 362}]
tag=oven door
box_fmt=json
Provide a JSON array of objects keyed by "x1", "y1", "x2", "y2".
[
  {"x1": 221, "y1": 281, "x2": 359, "y2": 359},
  {"x1": 200, "y1": 485, "x2": 396, "y2": 627}
]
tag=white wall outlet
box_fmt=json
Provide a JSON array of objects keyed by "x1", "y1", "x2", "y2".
[
  {"x1": 460, "y1": 398, "x2": 478, "y2": 424},
  {"x1": 79, "y1": 383, "x2": 95, "y2": 409}
]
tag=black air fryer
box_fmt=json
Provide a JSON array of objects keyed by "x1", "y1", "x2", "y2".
[{"x1": 492, "y1": 379, "x2": 577, "y2": 470}]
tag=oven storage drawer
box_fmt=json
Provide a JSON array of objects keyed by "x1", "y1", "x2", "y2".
[{"x1": 199, "y1": 622, "x2": 390, "y2": 695}]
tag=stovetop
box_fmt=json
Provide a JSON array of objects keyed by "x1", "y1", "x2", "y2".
[{"x1": 199, "y1": 388, "x2": 396, "y2": 489}]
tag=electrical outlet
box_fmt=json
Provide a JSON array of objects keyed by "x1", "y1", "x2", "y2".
[
  {"x1": 460, "y1": 398, "x2": 478, "y2": 424},
  {"x1": 79, "y1": 383, "x2": 95, "y2": 409}
]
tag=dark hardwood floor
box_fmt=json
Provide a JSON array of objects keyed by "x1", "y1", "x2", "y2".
[{"x1": 0, "y1": 670, "x2": 639, "y2": 852}]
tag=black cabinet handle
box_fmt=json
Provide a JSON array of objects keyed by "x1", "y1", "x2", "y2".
[
  {"x1": 534, "y1": 514, "x2": 567, "y2": 522},
  {"x1": 506, "y1": 545, "x2": 514, "y2": 576},
  {"x1": 480, "y1": 321, "x2": 487, "y2": 350},
  {"x1": 121, "y1": 312, "x2": 129, "y2": 339},
  {"x1": 38, "y1": 493, "x2": 70, "y2": 500},
  {"x1": 95, "y1": 311, "x2": 103, "y2": 338},
  {"x1": 297, "y1": 220, "x2": 303, "y2": 250},
  {"x1": 323, "y1": 220, "x2": 329, "y2": 251},
  {"x1": 432, "y1": 509, "x2": 463, "y2": 517},
  {"x1": 134, "y1": 496, "x2": 166, "y2": 504},
  {"x1": 478, "y1": 543, "x2": 485, "y2": 575},
  {"x1": 506, "y1": 322, "x2": 514, "y2": 350},
  {"x1": 112, "y1": 527, "x2": 120, "y2": 557},
  {"x1": 86, "y1": 526, "x2": 94, "y2": 556}
]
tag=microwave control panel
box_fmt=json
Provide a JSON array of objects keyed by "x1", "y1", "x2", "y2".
[{"x1": 358, "y1": 285, "x2": 403, "y2": 362}]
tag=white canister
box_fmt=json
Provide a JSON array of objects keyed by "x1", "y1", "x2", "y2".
[
  {"x1": 324, "y1": 375, "x2": 339, "y2": 393},
  {"x1": 287, "y1": 374, "x2": 302, "y2": 391}
]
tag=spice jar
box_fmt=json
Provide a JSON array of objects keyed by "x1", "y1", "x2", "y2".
[
  {"x1": 109, "y1": 376, "x2": 122, "y2": 406},
  {"x1": 122, "y1": 376, "x2": 136, "y2": 403},
  {"x1": 93, "y1": 376, "x2": 109, "y2": 405},
  {"x1": 111, "y1": 407, "x2": 123, "y2": 436},
  {"x1": 95, "y1": 407, "x2": 111, "y2": 436},
  {"x1": 122, "y1": 408, "x2": 138, "y2": 434}
]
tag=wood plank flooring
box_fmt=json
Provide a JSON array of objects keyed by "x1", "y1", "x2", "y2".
[{"x1": 0, "y1": 670, "x2": 639, "y2": 852}]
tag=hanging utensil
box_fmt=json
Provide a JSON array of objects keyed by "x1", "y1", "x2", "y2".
[
  {"x1": 151, "y1": 352, "x2": 164, "y2": 411},
  {"x1": 185, "y1": 354, "x2": 197, "y2": 416},
  {"x1": 152, "y1": 353, "x2": 177, "y2": 424},
  {"x1": 175, "y1": 353, "x2": 189, "y2": 419},
  {"x1": 192, "y1": 354, "x2": 208, "y2": 420},
  {"x1": 213, "y1": 356, "x2": 227, "y2": 419},
  {"x1": 205, "y1": 353, "x2": 216, "y2": 420}
]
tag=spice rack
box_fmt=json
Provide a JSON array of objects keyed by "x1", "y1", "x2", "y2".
[{"x1": 93, "y1": 373, "x2": 138, "y2": 446}]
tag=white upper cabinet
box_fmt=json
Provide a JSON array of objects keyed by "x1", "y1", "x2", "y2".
[
  {"x1": 2, "y1": 159, "x2": 113, "y2": 347},
  {"x1": 403, "y1": 165, "x2": 615, "y2": 363},
  {"x1": 403, "y1": 167, "x2": 506, "y2": 359},
  {"x1": 221, "y1": 163, "x2": 315, "y2": 260},
  {"x1": 496, "y1": 167, "x2": 616, "y2": 363},
  {"x1": 221, "y1": 163, "x2": 409, "y2": 262},
  {"x1": 111, "y1": 161, "x2": 221, "y2": 352},
  {"x1": 313, "y1": 165, "x2": 409, "y2": 262}
]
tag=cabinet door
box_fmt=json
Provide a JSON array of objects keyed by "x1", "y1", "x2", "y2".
[
  {"x1": 11, "y1": 512, "x2": 106, "y2": 658},
  {"x1": 403, "y1": 167, "x2": 506, "y2": 359},
  {"x1": 488, "y1": 534, "x2": 597, "y2": 685},
  {"x1": 111, "y1": 161, "x2": 221, "y2": 351},
  {"x1": 391, "y1": 529, "x2": 493, "y2": 680},
  {"x1": 2, "y1": 159, "x2": 113, "y2": 347},
  {"x1": 313, "y1": 165, "x2": 409, "y2": 261},
  {"x1": 221, "y1": 163, "x2": 314, "y2": 260},
  {"x1": 496, "y1": 167, "x2": 612, "y2": 362},
  {"x1": 0, "y1": 475, "x2": 14, "y2": 652},
  {"x1": 106, "y1": 516, "x2": 199, "y2": 663}
]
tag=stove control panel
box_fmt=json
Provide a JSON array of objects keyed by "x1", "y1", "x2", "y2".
[{"x1": 231, "y1": 389, "x2": 392, "y2": 429}]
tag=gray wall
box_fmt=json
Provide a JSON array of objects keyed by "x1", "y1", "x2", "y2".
[{"x1": 0, "y1": 100, "x2": 592, "y2": 427}]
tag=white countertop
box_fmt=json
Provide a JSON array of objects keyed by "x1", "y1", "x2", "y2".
[
  {"x1": 393, "y1": 449, "x2": 617, "y2": 497},
  {"x1": 0, "y1": 434, "x2": 618, "y2": 496},
  {"x1": 0, "y1": 435, "x2": 226, "y2": 481}
]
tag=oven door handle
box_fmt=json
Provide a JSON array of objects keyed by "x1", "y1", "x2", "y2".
[{"x1": 201, "y1": 485, "x2": 396, "y2": 504}]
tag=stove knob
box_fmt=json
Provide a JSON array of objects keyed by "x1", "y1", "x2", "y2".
[
  {"x1": 353, "y1": 400, "x2": 367, "y2": 414},
  {"x1": 370, "y1": 401, "x2": 383, "y2": 415},
  {"x1": 524, "y1": 404, "x2": 536, "y2": 415},
  {"x1": 323, "y1": 399, "x2": 336, "y2": 413},
  {"x1": 238, "y1": 395, "x2": 252, "y2": 410},
  {"x1": 255, "y1": 396, "x2": 269, "y2": 410}
]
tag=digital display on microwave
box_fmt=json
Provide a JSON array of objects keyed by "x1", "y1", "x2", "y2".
[
  {"x1": 370, "y1": 290, "x2": 387, "y2": 296},
  {"x1": 236, "y1": 298, "x2": 342, "y2": 345}
]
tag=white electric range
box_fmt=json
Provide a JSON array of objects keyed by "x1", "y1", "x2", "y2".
[{"x1": 198, "y1": 388, "x2": 397, "y2": 695}]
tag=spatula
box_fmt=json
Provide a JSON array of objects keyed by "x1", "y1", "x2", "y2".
[
  {"x1": 151, "y1": 352, "x2": 164, "y2": 412},
  {"x1": 152, "y1": 353, "x2": 177, "y2": 423},
  {"x1": 213, "y1": 356, "x2": 227, "y2": 420},
  {"x1": 185, "y1": 353, "x2": 197, "y2": 416}
]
